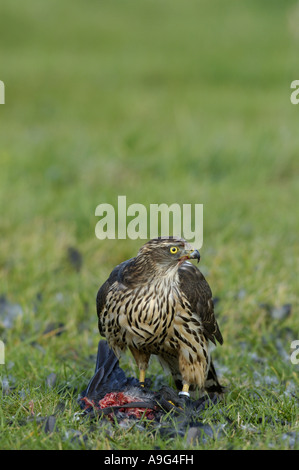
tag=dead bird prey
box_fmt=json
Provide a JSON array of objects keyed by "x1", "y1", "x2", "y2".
[
  {"x1": 80, "y1": 340, "x2": 222, "y2": 429},
  {"x1": 97, "y1": 237, "x2": 223, "y2": 397}
]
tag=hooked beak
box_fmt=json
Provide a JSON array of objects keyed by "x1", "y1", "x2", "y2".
[{"x1": 179, "y1": 249, "x2": 200, "y2": 264}]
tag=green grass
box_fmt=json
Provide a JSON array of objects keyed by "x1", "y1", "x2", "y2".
[{"x1": 0, "y1": 0, "x2": 298, "y2": 450}]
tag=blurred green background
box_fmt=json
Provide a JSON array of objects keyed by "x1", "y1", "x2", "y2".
[{"x1": 0, "y1": 0, "x2": 298, "y2": 449}]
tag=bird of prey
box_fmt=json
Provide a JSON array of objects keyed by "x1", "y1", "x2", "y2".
[{"x1": 97, "y1": 237, "x2": 223, "y2": 398}]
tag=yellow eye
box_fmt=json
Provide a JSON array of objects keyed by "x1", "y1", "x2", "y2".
[{"x1": 170, "y1": 246, "x2": 179, "y2": 254}]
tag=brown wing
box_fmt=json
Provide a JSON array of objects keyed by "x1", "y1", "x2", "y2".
[
  {"x1": 178, "y1": 262, "x2": 223, "y2": 345},
  {"x1": 96, "y1": 258, "x2": 136, "y2": 336}
]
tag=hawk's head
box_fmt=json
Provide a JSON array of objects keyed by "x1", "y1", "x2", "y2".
[{"x1": 136, "y1": 236, "x2": 200, "y2": 273}]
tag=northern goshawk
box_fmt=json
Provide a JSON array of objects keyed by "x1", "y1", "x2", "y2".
[{"x1": 97, "y1": 237, "x2": 223, "y2": 397}]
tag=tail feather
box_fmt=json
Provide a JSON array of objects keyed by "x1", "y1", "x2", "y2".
[
  {"x1": 159, "y1": 355, "x2": 224, "y2": 397},
  {"x1": 204, "y1": 359, "x2": 225, "y2": 395}
]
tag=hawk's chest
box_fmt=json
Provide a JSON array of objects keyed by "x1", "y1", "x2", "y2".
[{"x1": 103, "y1": 276, "x2": 188, "y2": 349}]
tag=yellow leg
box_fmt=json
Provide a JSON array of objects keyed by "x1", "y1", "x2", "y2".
[
  {"x1": 178, "y1": 383, "x2": 190, "y2": 397},
  {"x1": 139, "y1": 369, "x2": 146, "y2": 386}
]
